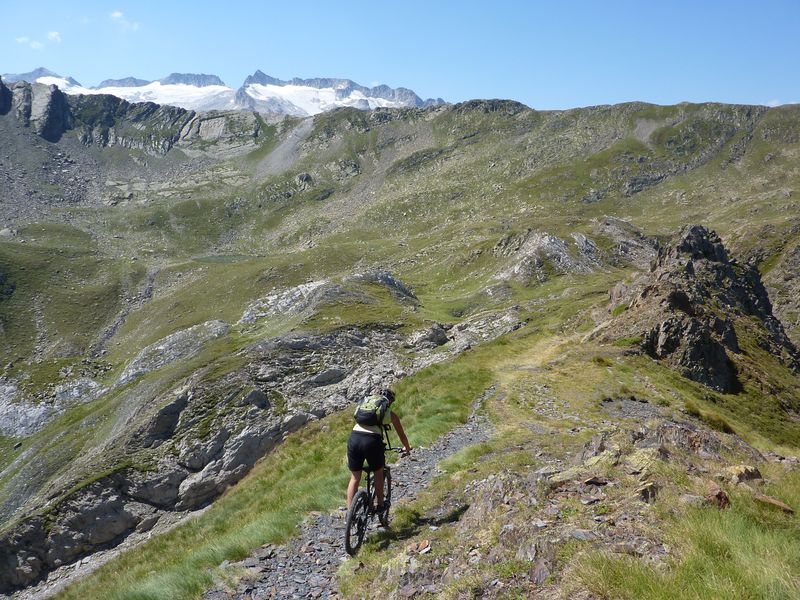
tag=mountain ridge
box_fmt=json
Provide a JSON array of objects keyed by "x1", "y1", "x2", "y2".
[{"x1": 1, "y1": 67, "x2": 445, "y2": 116}]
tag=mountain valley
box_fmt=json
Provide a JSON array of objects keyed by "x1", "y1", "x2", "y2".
[{"x1": 0, "y1": 75, "x2": 798, "y2": 599}]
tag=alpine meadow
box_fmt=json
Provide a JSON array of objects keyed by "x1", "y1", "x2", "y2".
[{"x1": 0, "y1": 69, "x2": 799, "y2": 600}]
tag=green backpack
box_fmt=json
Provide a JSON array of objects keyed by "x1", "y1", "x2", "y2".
[{"x1": 354, "y1": 394, "x2": 390, "y2": 427}]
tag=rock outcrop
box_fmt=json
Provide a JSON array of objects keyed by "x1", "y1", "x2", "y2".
[
  {"x1": 605, "y1": 225, "x2": 799, "y2": 392},
  {"x1": 493, "y1": 229, "x2": 599, "y2": 285},
  {"x1": 9, "y1": 82, "x2": 73, "y2": 142},
  {"x1": 0, "y1": 325, "x2": 406, "y2": 591},
  {"x1": 0, "y1": 78, "x2": 11, "y2": 115},
  {"x1": 3, "y1": 81, "x2": 264, "y2": 156}
]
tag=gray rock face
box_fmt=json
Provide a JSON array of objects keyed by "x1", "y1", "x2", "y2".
[
  {"x1": 347, "y1": 271, "x2": 417, "y2": 301},
  {"x1": 117, "y1": 320, "x2": 230, "y2": 386},
  {"x1": 238, "y1": 280, "x2": 331, "y2": 324},
  {"x1": 0, "y1": 382, "x2": 55, "y2": 437},
  {"x1": 9, "y1": 82, "x2": 73, "y2": 141},
  {"x1": 177, "y1": 427, "x2": 230, "y2": 471},
  {"x1": 158, "y1": 73, "x2": 225, "y2": 87},
  {"x1": 643, "y1": 316, "x2": 736, "y2": 392},
  {"x1": 2, "y1": 83, "x2": 262, "y2": 156},
  {"x1": 0, "y1": 78, "x2": 11, "y2": 114},
  {"x1": 493, "y1": 229, "x2": 597, "y2": 285},
  {"x1": 124, "y1": 461, "x2": 189, "y2": 507},
  {"x1": 595, "y1": 216, "x2": 658, "y2": 269},
  {"x1": 407, "y1": 323, "x2": 450, "y2": 349},
  {"x1": 44, "y1": 485, "x2": 139, "y2": 568},
  {"x1": 71, "y1": 93, "x2": 196, "y2": 155},
  {"x1": 308, "y1": 368, "x2": 347, "y2": 386},
  {"x1": 609, "y1": 224, "x2": 799, "y2": 392},
  {"x1": 0, "y1": 376, "x2": 103, "y2": 437},
  {"x1": 133, "y1": 392, "x2": 190, "y2": 448},
  {"x1": 96, "y1": 77, "x2": 150, "y2": 88},
  {"x1": 176, "y1": 422, "x2": 287, "y2": 509}
]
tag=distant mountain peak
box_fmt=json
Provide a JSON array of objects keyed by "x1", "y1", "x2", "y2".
[
  {"x1": 96, "y1": 77, "x2": 150, "y2": 88},
  {"x1": 2, "y1": 67, "x2": 82, "y2": 88},
  {"x1": 158, "y1": 73, "x2": 226, "y2": 87}
]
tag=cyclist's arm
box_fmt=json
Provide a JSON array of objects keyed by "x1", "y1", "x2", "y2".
[{"x1": 390, "y1": 412, "x2": 412, "y2": 453}]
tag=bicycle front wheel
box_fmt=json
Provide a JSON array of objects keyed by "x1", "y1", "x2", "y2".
[{"x1": 345, "y1": 489, "x2": 369, "y2": 556}]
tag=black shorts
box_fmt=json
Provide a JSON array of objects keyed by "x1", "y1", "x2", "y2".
[{"x1": 347, "y1": 431, "x2": 384, "y2": 472}]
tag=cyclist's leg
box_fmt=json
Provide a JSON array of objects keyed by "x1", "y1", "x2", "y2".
[
  {"x1": 346, "y1": 432, "x2": 367, "y2": 507},
  {"x1": 346, "y1": 470, "x2": 362, "y2": 508},
  {"x1": 362, "y1": 435, "x2": 386, "y2": 508}
]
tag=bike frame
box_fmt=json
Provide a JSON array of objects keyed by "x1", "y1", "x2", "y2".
[{"x1": 364, "y1": 425, "x2": 397, "y2": 510}]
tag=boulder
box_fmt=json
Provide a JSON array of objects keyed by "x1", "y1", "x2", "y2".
[
  {"x1": 725, "y1": 465, "x2": 762, "y2": 484},
  {"x1": 135, "y1": 392, "x2": 189, "y2": 448},
  {"x1": 238, "y1": 388, "x2": 270, "y2": 408},
  {"x1": 407, "y1": 323, "x2": 450, "y2": 349},
  {"x1": 752, "y1": 493, "x2": 794, "y2": 513},
  {"x1": 704, "y1": 480, "x2": 730, "y2": 509},
  {"x1": 308, "y1": 368, "x2": 347, "y2": 387},
  {"x1": 177, "y1": 423, "x2": 284, "y2": 509},
  {"x1": 177, "y1": 427, "x2": 230, "y2": 471},
  {"x1": 123, "y1": 462, "x2": 189, "y2": 507}
]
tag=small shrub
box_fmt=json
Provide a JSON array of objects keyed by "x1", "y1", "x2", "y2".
[
  {"x1": 612, "y1": 303, "x2": 629, "y2": 317},
  {"x1": 685, "y1": 400, "x2": 734, "y2": 433},
  {"x1": 613, "y1": 335, "x2": 643, "y2": 347},
  {"x1": 685, "y1": 399, "x2": 702, "y2": 418},
  {"x1": 702, "y1": 411, "x2": 735, "y2": 434}
]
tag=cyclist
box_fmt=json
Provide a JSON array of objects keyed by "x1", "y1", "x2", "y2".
[{"x1": 346, "y1": 389, "x2": 412, "y2": 512}]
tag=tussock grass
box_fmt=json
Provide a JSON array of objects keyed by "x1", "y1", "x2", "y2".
[
  {"x1": 579, "y1": 472, "x2": 800, "y2": 600},
  {"x1": 57, "y1": 348, "x2": 493, "y2": 600}
]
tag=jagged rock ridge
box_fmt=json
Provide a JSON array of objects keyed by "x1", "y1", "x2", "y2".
[{"x1": 605, "y1": 224, "x2": 799, "y2": 392}]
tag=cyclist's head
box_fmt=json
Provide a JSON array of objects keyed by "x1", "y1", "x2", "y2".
[{"x1": 380, "y1": 389, "x2": 396, "y2": 404}]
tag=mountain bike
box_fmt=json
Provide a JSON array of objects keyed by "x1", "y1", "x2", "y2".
[{"x1": 345, "y1": 431, "x2": 406, "y2": 556}]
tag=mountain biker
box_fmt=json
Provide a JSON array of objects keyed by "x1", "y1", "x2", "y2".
[{"x1": 346, "y1": 388, "x2": 411, "y2": 513}]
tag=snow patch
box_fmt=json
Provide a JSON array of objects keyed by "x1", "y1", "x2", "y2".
[{"x1": 244, "y1": 84, "x2": 406, "y2": 116}]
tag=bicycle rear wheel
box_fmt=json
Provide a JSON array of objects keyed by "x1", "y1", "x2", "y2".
[
  {"x1": 345, "y1": 489, "x2": 369, "y2": 555},
  {"x1": 379, "y1": 466, "x2": 392, "y2": 527}
]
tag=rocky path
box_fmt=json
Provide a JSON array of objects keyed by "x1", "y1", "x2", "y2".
[{"x1": 204, "y1": 388, "x2": 496, "y2": 600}]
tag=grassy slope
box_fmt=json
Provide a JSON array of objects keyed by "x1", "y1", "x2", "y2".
[
  {"x1": 57, "y1": 342, "x2": 495, "y2": 600},
  {"x1": 1, "y1": 101, "x2": 799, "y2": 596},
  {"x1": 339, "y1": 324, "x2": 800, "y2": 599}
]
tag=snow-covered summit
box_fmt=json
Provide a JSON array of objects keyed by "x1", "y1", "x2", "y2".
[
  {"x1": 1, "y1": 67, "x2": 444, "y2": 116},
  {"x1": 2, "y1": 67, "x2": 82, "y2": 88}
]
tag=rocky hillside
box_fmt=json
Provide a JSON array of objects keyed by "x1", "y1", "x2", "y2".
[{"x1": 0, "y1": 86, "x2": 799, "y2": 598}]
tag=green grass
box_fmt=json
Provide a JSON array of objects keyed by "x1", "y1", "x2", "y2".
[
  {"x1": 579, "y1": 471, "x2": 800, "y2": 600},
  {"x1": 0, "y1": 228, "x2": 145, "y2": 365},
  {"x1": 55, "y1": 344, "x2": 494, "y2": 600}
]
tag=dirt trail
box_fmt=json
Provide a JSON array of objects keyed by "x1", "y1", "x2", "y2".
[{"x1": 204, "y1": 388, "x2": 496, "y2": 600}]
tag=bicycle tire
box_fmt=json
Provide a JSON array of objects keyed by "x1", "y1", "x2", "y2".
[
  {"x1": 345, "y1": 489, "x2": 369, "y2": 556},
  {"x1": 379, "y1": 466, "x2": 392, "y2": 527}
]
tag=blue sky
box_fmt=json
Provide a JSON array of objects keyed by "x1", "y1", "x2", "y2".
[{"x1": 3, "y1": 0, "x2": 799, "y2": 109}]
